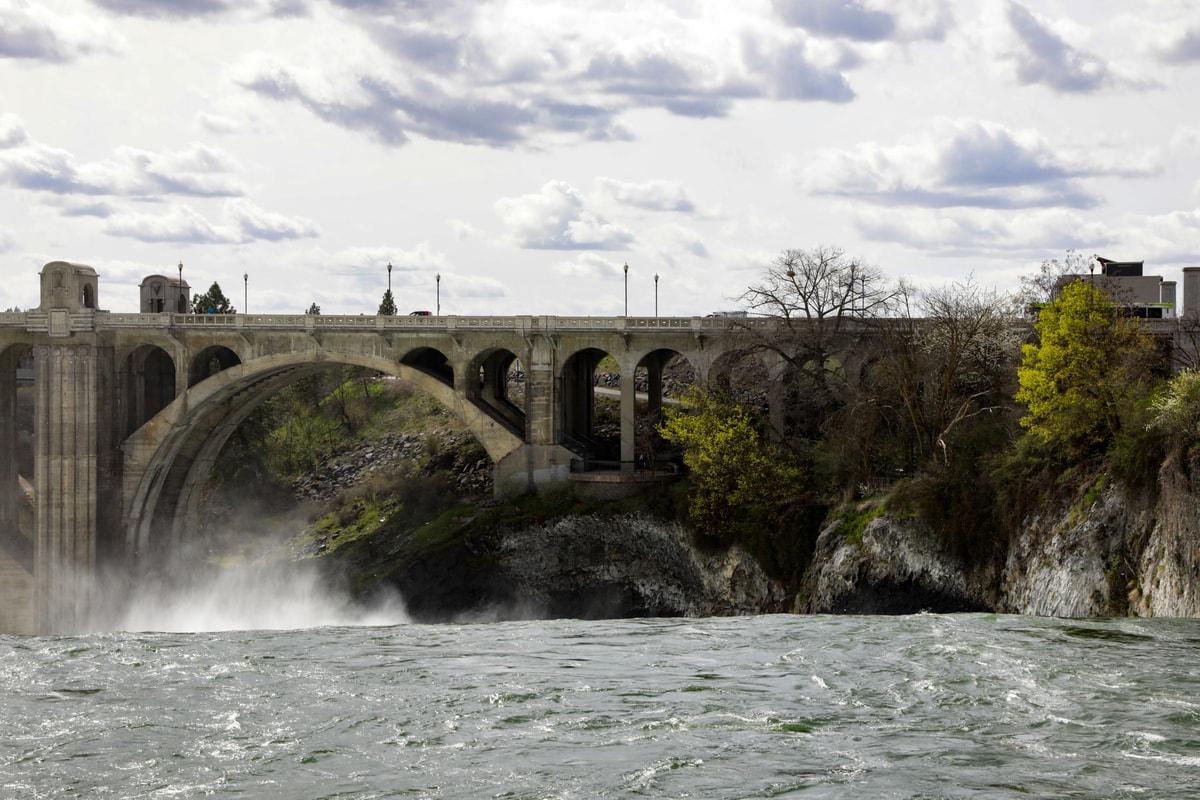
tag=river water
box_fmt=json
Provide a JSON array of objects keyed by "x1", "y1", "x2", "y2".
[{"x1": 3, "y1": 614, "x2": 1199, "y2": 799}]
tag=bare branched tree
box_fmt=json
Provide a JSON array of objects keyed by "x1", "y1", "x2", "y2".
[
  {"x1": 735, "y1": 246, "x2": 903, "y2": 439},
  {"x1": 742, "y1": 246, "x2": 898, "y2": 322},
  {"x1": 873, "y1": 278, "x2": 1019, "y2": 466},
  {"x1": 1013, "y1": 249, "x2": 1096, "y2": 315}
]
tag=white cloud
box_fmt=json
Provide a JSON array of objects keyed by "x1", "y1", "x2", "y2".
[
  {"x1": 0, "y1": 113, "x2": 26, "y2": 147},
  {"x1": 225, "y1": 199, "x2": 317, "y2": 242},
  {"x1": 103, "y1": 200, "x2": 317, "y2": 245},
  {"x1": 495, "y1": 180, "x2": 634, "y2": 250},
  {"x1": 313, "y1": 243, "x2": 450, "y2": 288},
  {"x1": 448, "y1": 219, "x2": 482, "y2": 241},
  {"x1": 800, "y1": 119, "x2": 1160, "y2": 209},
  {"x1": 773, "y1": 0, "x2": 952, "y2": 43},
  {"x1": 0, "y1": 2, "x2": 123, "y2": 62},
  {"x1": 230, "y1": 1, "x2": 856, "y2": 149},
  {"x1": 849, "y1": 205, "x2": 1117, "y2": 256},
  {"x1": 195, "y1": 111, "x2": 251, "y2": 135},
  {"x1": 554, "y1": 253, "x2": 625, "y2": 278},
  {"x1": 596, "y1": 178, "x2": 695, "y2": 213},
  {"x1": 0, "y1": 120, "x2": 247, "y2": 198},
  {"x1": 1149, "y1": 24, "x2": 1200, "y2": 64},
  {"x1": 103, "y1": 205, "x2": 239, "y2": 245},
  {"x1": 848, "y1": 202, "x2": 1200, "y2": 267},
  {"x1": 88, "y1": 0, "x2": 305, "y2": 20},
  {"x1": 997, "y1": 2, "x2": 1153, "y2": 93}
]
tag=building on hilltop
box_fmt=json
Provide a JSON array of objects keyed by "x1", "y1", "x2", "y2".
[
  {"x1": 1055, "y1": 256, "x2": 1177, "y2": 319},
  {"x1": 139, "y1": 274, "x2": 191, "y2": 313}
]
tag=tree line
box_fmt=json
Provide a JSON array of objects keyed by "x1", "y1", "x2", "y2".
[{"x1": 660, "y1": 246, "x2": 1188, "y2": 585}]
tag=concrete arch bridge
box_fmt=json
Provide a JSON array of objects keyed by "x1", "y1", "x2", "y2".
[{"x1": 0, "y1": 262, "x2": 799, "y2": 633}]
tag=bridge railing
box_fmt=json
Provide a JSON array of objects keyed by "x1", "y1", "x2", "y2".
[
  {"x1": 1, "y1": 310, "x2": 801, "y2": 335},
  {"x1": 83, "y1": 313, "x2": 737, "y2": 333}
]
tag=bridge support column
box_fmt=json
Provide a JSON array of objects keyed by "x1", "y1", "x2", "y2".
[
  {"x1": 0, "y1": 349, "x2": 18, "y2": 543},
  {"x1": 33, "y1": 344, "x2": 101, "y2": 633},
  {"x1": 620, "y1": 357, "x2": 635, "y2": 473},
  {"x1": 493, "y1": 335, "x2": 574, "y2": 494},
  {"x1": 763, "y1": 353, "x2": 789, "y2": 439},
  {"x1": 0, "y1": 347, "x2": 34, "y2": 634},
  {"x1": 527, "y1": 336, "x2": 555, "y2": 447}
]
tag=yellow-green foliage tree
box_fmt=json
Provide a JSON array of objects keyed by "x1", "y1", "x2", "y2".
[
  {"x1": 1016, "y1": 280, "x2": 1154, "y2": 450},
  {"x1": 660, "y1": 387, "x2": 803, "y2": 541}
]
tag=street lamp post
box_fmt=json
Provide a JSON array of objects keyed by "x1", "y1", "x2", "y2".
[
  {"x1": 654, "y1": 273, "x2": 659, "y2": 318},
  {"x1": 243, "y1": 272, "x2": 248, "y2": 314},
  {"x1": 436, "y1": 273, "x2": 441, "y2": 316},
  {"x1": 177, "y1": 261, "x2": 184, "y2": 314},
  {"x1": 623, "y1": 262, "x2": 629, "y2": 316},
  {"x1": 387, "y1": 262, "x2": 393, "y2": 294}
]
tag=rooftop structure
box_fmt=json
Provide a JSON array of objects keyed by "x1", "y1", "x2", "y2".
[{"x1": 1055, "y1": 256, "x2": 1176, "y2": 319}]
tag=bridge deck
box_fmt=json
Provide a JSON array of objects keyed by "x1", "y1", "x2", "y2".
[{"x1": 0, "y1": 311, "x2": 767, "y2": 333}]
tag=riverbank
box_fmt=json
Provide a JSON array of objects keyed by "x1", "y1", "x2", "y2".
[{"x1": 193, "y1": 365, "x2": 1200, "y2": 621}]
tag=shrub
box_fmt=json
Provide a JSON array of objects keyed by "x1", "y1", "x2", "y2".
[{"x1": 1149, "y1": 370, "x2": 1200, "y2": 442}]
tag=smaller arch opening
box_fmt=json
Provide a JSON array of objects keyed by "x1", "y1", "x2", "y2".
[
  {"x1": 3, "y1": 346, "x2": 36, "y2": 481},
  {"x1": 633, "y1": 349, "x2": 696, "y2": 473},
  {"x1": 81, "y1": 283, "x2": 95, "y2": 309},
  {"x1": 561, "y1": 347, "x2": 620, "y2": 464},
  {"x1": 468, "y1": 348, "x2": 526, "y2": 439},
  {"x1": 125, "y1": 345, "x2": 177, "y2": 436},
  {"x1": 400, "y1": 347, "x2": 454, "y2": 387},
  {"x1": 189, "y1": 345, "x2": 241, "y2": 388},
  {"x1": 708, "y1": 350, "x2": 769, "y2": 412}
]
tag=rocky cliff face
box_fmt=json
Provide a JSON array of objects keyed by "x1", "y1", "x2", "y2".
[
  {"x1": 802, "y1": 453, "x2": 1200, "y2": 618},
  {"x1": 1133, "y1": 453, "x2": 1200, "y2": 616},
  {"x1": 347, "y1": 512, "x2": 787, "y2": 622},
  {"x1": 799, "y1": 515, "x2": 994, "y2": 614}
]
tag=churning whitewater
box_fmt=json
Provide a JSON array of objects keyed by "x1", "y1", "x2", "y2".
[{"x1": 3, "y1": 614, "x2": 1199, "y2": 798}]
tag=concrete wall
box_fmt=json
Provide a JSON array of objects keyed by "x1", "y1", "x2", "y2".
[{"x1": 1184, "y1": 269, "x2": 1200, "y2": 318}]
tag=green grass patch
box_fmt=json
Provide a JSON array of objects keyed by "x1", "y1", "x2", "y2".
[{"x1": 836, "y1": 503, "x2": 884, "y2": 545}]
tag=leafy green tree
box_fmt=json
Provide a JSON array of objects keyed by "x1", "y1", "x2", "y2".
[
  {"x1": 191, "y1": 282, "x2": 236, "y2": 314},
  {"x1": 1015, "y1": 280, "x2": 1154, "y2": 450},
  {"x1": 378, "y1": 289, "x2": 397, "y2": 316},
  {"x1": 306, "y1": 302, "x2": 321, "y2": 315},
  {"x1": 660, "y1": 387, "x2": 803, "y2": 540}
]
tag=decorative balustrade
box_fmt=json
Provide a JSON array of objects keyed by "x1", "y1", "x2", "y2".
[
  {"x1": 0, "y1": 310, "x2": 925, "y2": 335},
  {"x1": 81, "y1": 313, "x2": 731, "y2": 334}
]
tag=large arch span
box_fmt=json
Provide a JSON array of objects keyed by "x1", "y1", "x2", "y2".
[{"x1": 121, "y1": 350, "x2": 525, "y2": 561}]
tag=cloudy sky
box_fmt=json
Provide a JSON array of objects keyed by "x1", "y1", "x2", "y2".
[{"x1": 0, "y1": 0, "x2": 1197, "y2": 315}]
